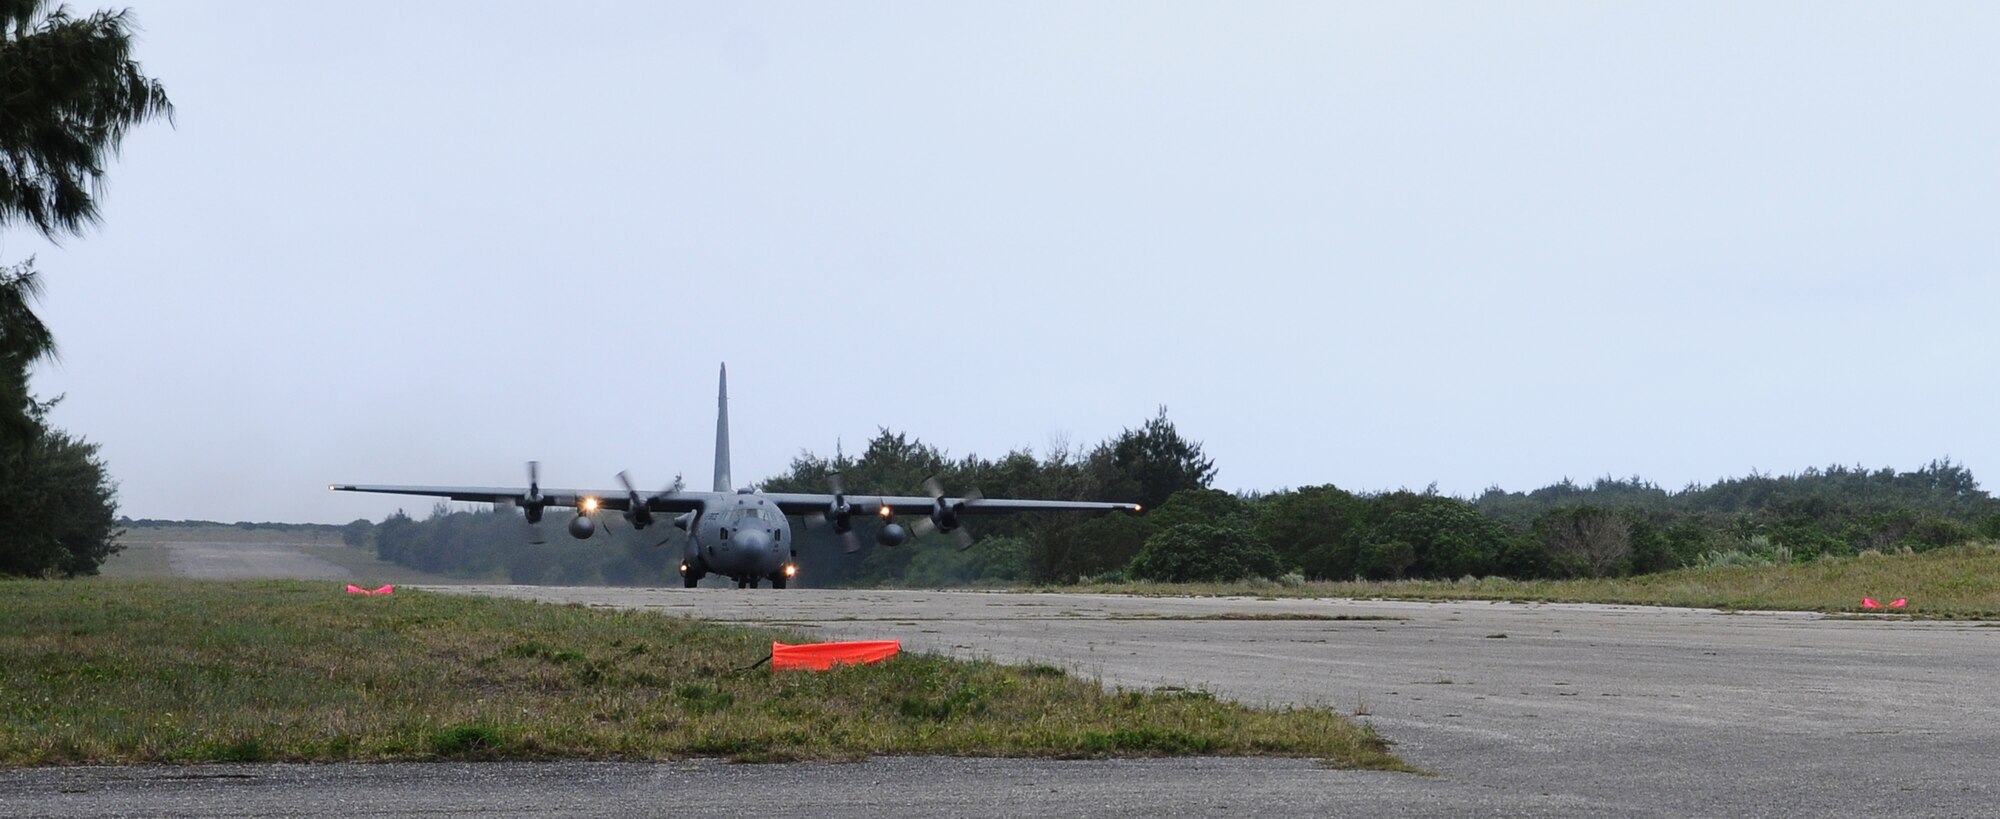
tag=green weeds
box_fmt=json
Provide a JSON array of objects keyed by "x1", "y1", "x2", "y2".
[{"x1": 0, "y1": 580, "x2": 1407, "y2": 769}]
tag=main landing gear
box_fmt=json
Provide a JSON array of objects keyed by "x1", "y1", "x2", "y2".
[
  {"x1": 683, "y1": 562, "x2": 795, "y2": 590},
  {"x1": 732, "y1": 572, "x2": 790, "y2": 590}
]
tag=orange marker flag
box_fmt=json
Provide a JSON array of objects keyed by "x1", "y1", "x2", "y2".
[
  {"x1": 1861, "y1": 598, "x2": 1880, "y2": 608},
  {"x1": 771, "y1": 640, "x2": 900, "y2": 671},
  {"x1": 1889, "y1": 598, "x2": 1907, "y2": 608}
]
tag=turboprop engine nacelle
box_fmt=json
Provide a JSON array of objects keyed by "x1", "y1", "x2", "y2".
[{"x1": 929, "y1": 503, "x2": 960, "y2": 533}]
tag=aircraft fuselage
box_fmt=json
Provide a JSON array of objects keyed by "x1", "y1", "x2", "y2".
[{"x1": 683, "y1": 492, "x2": 796, "y2": 588}]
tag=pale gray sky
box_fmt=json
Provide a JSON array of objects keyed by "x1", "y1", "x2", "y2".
[{"x1": 6, "y1": 2, "x2": 1995, "y2": 523}]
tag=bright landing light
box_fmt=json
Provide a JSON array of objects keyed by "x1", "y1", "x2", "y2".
[{"x1": 581, "y1": 497, "x2": 599, "y2": 512}]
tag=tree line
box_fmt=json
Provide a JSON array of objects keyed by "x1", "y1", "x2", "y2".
[
  {"x1": 343, "y1": 410, "x2": 2000, "y2": 587},
  {"x1": 365, "y1": 502, "x2": 677, "y2": 586}
]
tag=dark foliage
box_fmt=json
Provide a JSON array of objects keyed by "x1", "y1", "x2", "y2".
[
  {"x1": 359, "y1": 392, "x2": 1996, "y2": 588},
  {"x1": 1127, "y1": 522, "x2": 1281, "y2": 584},
  {"x1": 1097, "y1": 406, "x2": 1217, "y2": 513},
  {"x1": 366, "y1": 502, "x2": 676, "y2": 586},
  {"x1": 762, "y1": 410, "x2": 1210, "y2": 586},
  {"x1": 0, "y1": 261, "x2": 117, "y2": 576},
  {"x1": 0, "y1": 400, "x2": 118, "y2": 576},
  {"x1": 1474, "y1": 461, "x2": 2000, "y2": 566},
  {"x1": 1, "y1": 0, "x2": 174, "y2": 238},
  {"x1": 0, "y1": 3, "x2": 170, "y2": 576}
]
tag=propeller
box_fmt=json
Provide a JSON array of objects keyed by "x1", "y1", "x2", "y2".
[
  {"x1": 522, "y1": 460, "x2": 547, "y2": 544},
  {"x1": 616, "y1": 470, "x2": 655, "y2": 529},
  {"x1": 912, "y1": 475, "x2": 983, "y2": 550},
  {"x1": 804, "y1": 471, "x2": 862, "y2": 553}
]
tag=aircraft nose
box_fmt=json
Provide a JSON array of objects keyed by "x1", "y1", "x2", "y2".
[{"x1": 735, "y1": 528, "x2": 773, "y2": 553}]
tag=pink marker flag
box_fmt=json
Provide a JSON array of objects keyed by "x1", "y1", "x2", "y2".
[
  {"x1": 1889, "y1": 598, "x2": 1907, "y2": 608},
  {"x1": 1861, "y1": 598, "x2": 1880, "y2": 609},
  {"x1": 346, "y1": 584, "x2": 369, "y2": 595},
  {"x1": 345, "y1": 584, "x2": 395, "y2": 595},
  {"x1": 372, "y1": 585, "x2": 394, "y2": 595}
]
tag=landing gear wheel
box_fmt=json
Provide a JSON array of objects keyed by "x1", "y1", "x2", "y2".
[
  {"x1": 771, "y1": 575, "x2": 787, "y2": 590},
  {"x1": 683, "y1": 574, "x2": 699, "y2": 589}
]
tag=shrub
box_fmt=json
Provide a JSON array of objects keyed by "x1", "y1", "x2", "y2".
[
  {"x1": 1354, "y1": 493, "x2": 1511, "y2": 579},
  {"x1": 1357, "y1": 539, "x2": 1416, "y2": 580},
  {"x1": 1254, "y1": 485, "x2": 1364, "y2": 572},
  {"x1": 1533, "y1": 506, "x2": 1631, "y2": 578},
  {"x1": 1299, "y1": 540, "x2": 1360, "y2": 581},
  {"x1": 1127, "y1": 523, "x2": 1281, "y2": 583},
  {"x1": 1901, "y1": 518, "x2": 1971, "y2": 552},
  {"x1": 1696, "y1": 549, "x2": 1773, "y2": 569},
  {"x1": 1079, "y1": 569, "x2": 1127, "y2": 585}
]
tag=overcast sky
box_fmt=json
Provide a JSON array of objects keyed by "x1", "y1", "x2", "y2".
[{"x1": 6, "y1": 2, "x2": 1996, "y2": 524}]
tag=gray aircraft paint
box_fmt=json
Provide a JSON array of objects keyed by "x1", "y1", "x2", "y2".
[{"x1": 713, "y1": 364, "x2": 731, "y2": 494}]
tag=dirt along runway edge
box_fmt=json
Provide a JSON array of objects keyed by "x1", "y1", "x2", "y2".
[{"x1": 433, "y1": 584, "x2": 2000, "y2": 817}]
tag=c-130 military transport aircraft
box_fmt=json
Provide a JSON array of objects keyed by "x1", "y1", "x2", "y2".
[{"x1": 333, "y1": 365, "x2": 1141, "y2": 589}]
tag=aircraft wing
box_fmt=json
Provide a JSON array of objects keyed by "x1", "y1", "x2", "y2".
[
  {"x1": 329, "y1": 484, "x2": 709, "y2": 514},
  {"x1": 765, "y1": 493, "x2": 1140, "y2": 517}
]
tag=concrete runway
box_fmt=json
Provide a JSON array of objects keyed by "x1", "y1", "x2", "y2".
[{"x1": 11, "y1": 553, "x2": 1998, "y2": 816}]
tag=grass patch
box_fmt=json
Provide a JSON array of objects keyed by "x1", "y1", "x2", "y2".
[
  {"x1": 429, "y1": 724, "x2": 503, "y2": 758},
  {"x1": 1062, "y1": 542, "x2": 2000, "y2": 619},
  {"x1": 0, "y1": 580, "x2": 1408, "y2": 770}
]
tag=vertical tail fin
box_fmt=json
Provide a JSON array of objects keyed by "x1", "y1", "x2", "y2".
[{"x1": 713, "y1": 363, "x2": 732, "y2": 492}]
